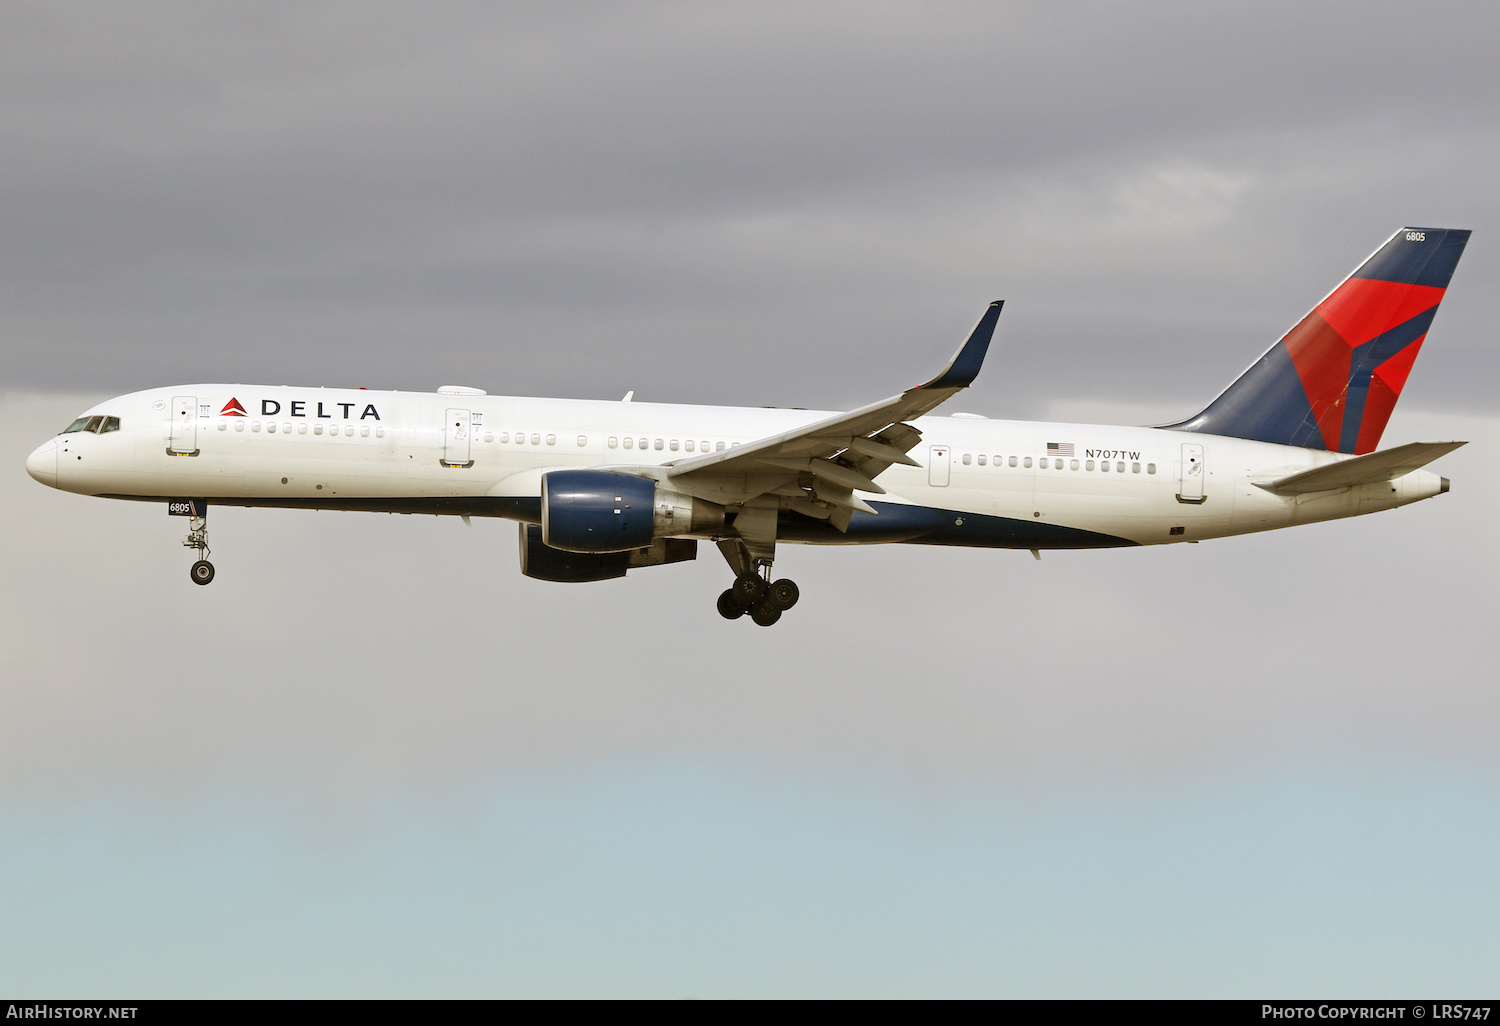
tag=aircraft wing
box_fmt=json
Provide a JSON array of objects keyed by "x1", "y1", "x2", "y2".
[
  {"x1": 664, "y1": 301, "x2": 1002, "y2": 527},
  {"x1": 1258, "y1": 440, "x2": 1466, "y2": 496}
]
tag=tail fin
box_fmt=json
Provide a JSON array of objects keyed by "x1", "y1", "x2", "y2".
[{"x1": 1167, "y1": 227, "x2": 1470, "y2": 453}]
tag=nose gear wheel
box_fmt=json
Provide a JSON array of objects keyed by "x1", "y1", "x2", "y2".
[{"x1": 181, "y1": 510, "x2": 216, "y2": 585}]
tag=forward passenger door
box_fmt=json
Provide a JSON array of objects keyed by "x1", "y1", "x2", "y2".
[{"x1": 169, "y1": 396, "x2": 198, "y2": 455}]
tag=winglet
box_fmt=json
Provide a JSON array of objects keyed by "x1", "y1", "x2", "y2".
[{"x1": 919, "y1": 301, "x2": 1003, "y2": 390}]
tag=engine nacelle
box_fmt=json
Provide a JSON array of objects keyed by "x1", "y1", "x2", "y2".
[
  {"x1": 540, "y1": 469, "x2": 723, "y2": 554},
  {"x1": 518, "y1": 524, "x2": 696, "y2": 582}
]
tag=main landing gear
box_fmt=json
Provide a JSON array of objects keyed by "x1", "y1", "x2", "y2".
[
  {"x1": 717, "y1": 569, "x2": 800, "y2": 626},
  {"x1": 183, "y1": 511, "x2": 215, "y2": 585}
]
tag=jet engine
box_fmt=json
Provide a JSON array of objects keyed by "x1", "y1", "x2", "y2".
[
  {"x1": 540, "y1": 469, "x2": 723, "y2": 553},
  {"x1": 518, "y1": 525, "x2": 696, "y2": 583}
]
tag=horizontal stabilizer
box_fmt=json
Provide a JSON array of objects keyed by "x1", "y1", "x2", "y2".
[{"x1": 1258, "y1": 441, "x2": 1465, "y2": 495}]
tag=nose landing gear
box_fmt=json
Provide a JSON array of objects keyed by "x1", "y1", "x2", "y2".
[{"x1": 183, "y1": 512, "x2": 214, "y2": 585}]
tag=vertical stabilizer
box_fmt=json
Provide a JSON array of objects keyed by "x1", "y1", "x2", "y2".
[{"x1": 1167, "y1": 228, "x2": 1470, "y2": 453}]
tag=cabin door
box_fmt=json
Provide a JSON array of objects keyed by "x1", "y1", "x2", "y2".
[
  {"x1": 928, "y1": 445, "x2": 951, "y2": 487},
  {"x1": 169, "y1": 395, "x2": 198, "y2": 455},
  {"x1": 1177, "y1": 443, "x2": 1206, "y2": 503},
  {"x1": 443, "y1": 409, "x2": 473, "y2": 467}
]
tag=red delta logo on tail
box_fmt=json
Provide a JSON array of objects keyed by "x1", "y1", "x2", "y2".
[
  {"x1": 220, "y1": 398, "x2": 247, "y2": 417},
  {"x1": 1165, "y1": 227, "x2": 1471, "y2": 454}
]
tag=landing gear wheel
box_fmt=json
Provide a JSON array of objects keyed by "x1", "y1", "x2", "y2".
[
  {"x1": 750, "y1": 600, "x2": 782, "y2": 627},
  {"x1": 717, "y1": 589, "x2": 748, "y2": 620},
  {"x1": 768, "y1": 579, "x2": 800, "y2": 610},
  {"x1": 190, "y1": 560, "x2": 215, "y2": 586},
  {"x1": 731, "y1": 572, "x2": 767, "y2": 605}
]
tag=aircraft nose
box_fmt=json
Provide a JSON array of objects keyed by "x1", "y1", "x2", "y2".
[{"x1": 25, "y1": 438, "x2": 58, "y2": 486}]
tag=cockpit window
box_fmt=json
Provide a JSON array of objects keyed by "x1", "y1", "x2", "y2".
[{"x1": 61, "y1": 415, "x2": 120, "y2": 434}]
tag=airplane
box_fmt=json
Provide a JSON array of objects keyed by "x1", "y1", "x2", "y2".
[{"x1": 25, "y1": 226, "x2": 1470, "y2": 626}]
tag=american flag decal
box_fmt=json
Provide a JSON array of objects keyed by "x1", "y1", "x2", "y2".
[{"x1": 1047, "y1": 442, "x2": 1074, "y2": 457}]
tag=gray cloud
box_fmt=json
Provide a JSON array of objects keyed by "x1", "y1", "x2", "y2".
[{"x1": 0, "y1": 2, "x2": 1495, "y2": 420}]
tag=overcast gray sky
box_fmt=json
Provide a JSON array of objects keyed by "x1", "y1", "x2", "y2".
[{"x1": 2, "y1": 2, "x2": 1497, "y2": 997}]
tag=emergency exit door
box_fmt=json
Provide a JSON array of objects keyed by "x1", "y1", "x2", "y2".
[
  {"x1": 169, "y1": 395, "x2": 198, "y2": 455},
  {"x1": 928, "y1": 445, "x2": 951, "y2": 487},
  {"x1": 442, "y1": 408, "x2": 473, "y2": 467}
]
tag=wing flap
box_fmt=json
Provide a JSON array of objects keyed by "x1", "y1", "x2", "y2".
[{"x1": 1258, "y1": 440, "x2": 1465, "y2": 495}]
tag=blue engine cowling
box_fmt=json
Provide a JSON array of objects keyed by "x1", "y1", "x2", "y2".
[
  {"x1": 519, "y1": 524, "x2": 630, "y2": 582},
  {"x1": 542, "y1": 470, "x2": 657, "y2": 553},
  {"x1": 518, "y1": 525, "x2": 696, "y2": 582}
]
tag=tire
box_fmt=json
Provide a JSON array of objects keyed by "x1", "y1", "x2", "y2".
[
  {"x1": 768, "y1": 579, "x2": 800, "y2": 610},
  {"x1": 190, "y1": 560, "x2": 215, "y2": 585},
  {"x1": 717, "y1": 589, "x2": 747, "y2": 620},
  {"x1": 731, "y1": 572, "x2": 767, "y2": 605},
  {"x1": 750, "y1": 601, "x2": 782, "y2": 627}
]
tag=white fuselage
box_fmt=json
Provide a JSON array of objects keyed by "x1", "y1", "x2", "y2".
[{"x1": 26, "y1": 384, "x2": 1447, "y2": 548}]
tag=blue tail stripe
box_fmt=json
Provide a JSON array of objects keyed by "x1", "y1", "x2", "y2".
[
  {"x1": 1337, "y1": 307, "x2": 1438, "y2": 452},
  {"x1": 1352, "y1": 228, "x2": 1470, "y2": 288},
  {"x1": 1163, "y1": 343, "x2": 1326, "y2": 449}
]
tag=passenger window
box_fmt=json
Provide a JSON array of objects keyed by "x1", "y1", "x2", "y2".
[
  {"x1": 577, "y1": 435, "x2": 587, "y2": 446},
  {"x1": 101, "y1": 417, "x2": 120, "y2": 433},
  {"x1": 1070, "y1": 459, "x2": 1079, "y2": 470},
  {"x1": 1100, "y1": 460, "x2": 1109, "y2": 471},
  {"x1": 1148, "y1": 463, "x2": 1157, "y2": 474},
  {"x1": 62, "y1": 417, "x2": 90, "y2": 434},
  {"x1": 313, "y1": 424, "x2": 323, "y2": 435},
  {"x1": 483, "y1": 431, "x2": 493, "y2": 442},
  {"x1": 216, "y1": 421, "x2": 226, "y2": 431},
  {"x1": 377, "y1": 426, "x2": 386, "y2": 438},
  {"x1": 268, "y1": 422, "x2": 278, "y2": 433},
  {"x1": 977, "y1": 455, "x2": 986, "y2": 466},
  {"x1": 1116, "y1": 461, "x2": 1125, "y2": 473},
  {"x1": 1086, "y1": 460, "x2": 1095, "y2": 471},
  {"x1": 1023, "y1": 457, "x2": 1032, "y2": 468},
  {"x1": 298, "y1": 423, "x2": 308, "y2": 434},
  {"x1": 546, "y1": 434, "x2": 555, "y2": 445},
  {"x1": 622, "y1": 437, "x2": 632, "y2": 449},
  {"x1": 499, "y1": 432, "x2": 509, "y2": 443},
  {"x1": 1132, "y1": 462, "x2": 1141, "y2": 473},
  {"x1": 670, "y1": 439, "x2": 679, "y2": 451},
  {"x1": 1008, "y1": 456, "x2": 1017, "y2": 467},
  {"x1": 716, "y1": 441, "x2": 726, "y2": 451},
  {"x1": 608, "y1": 437, "x2": 619, "y2": 449},
  {"x1": 639, "y1": 438, "x2": 648, "y2": 449},
  {"x1": 252, "y1": 421, "x2": 261, "y2": 432},
  {"x1": 1039, "y1": 457, "x2": 1048, "y2": 469},
  {"x1": 360, "y1": 426, "x2": 370, "y2": 437},
  {"x1": 654, "y1": 439, "x2": 664, "y2": 450},
  {"x1": 684, "y1": 440, "x2": 695, "y2": 452},
  {"x1": 531, "y1": 433, "x2": 541, "y2": 445},
  {"x1": 701, "y1": 441, "x2": 709, "y2": 452},
  {"x1": 962, "y1": 453, "x2": 971, "y2": 465},
  {"x1": 234, "y1": 420, "x2": 244, "y2": 432}
]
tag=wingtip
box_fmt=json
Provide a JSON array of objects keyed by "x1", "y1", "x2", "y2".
[{"x1": 919, "y1": 301, "x2": 1004, "y2": 390}]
